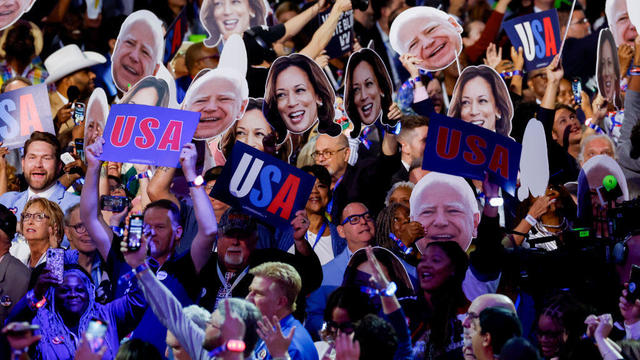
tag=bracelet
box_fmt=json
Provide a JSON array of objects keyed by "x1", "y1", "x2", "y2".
[
  {"x1": 126, "y1": 169, "x2": 153, "y2": 193},
  {"x1": 208, "y1": 340, "x2": 246, "y2": 357},
  {"x1": 630, "y1": 65, "x2": 640, "y2": 75},
  {"x1": 26, "y1": 289, "x2": 46, "y2": 310},
  {"x1": 525, "y1": 214, "x2": 537, "y2": 226},
  {"x1": 500, "y1": 70, "x2": 523, "y2": 78},
  {"x1": 133, "y1": 262, "x2": 150, "y2": 275},
  {"x1": 111, "y1": 226, "x2": 124, "y2": 237},
  {"x1": 384, "y1": 122, "x2": 401, "y2": 135}
]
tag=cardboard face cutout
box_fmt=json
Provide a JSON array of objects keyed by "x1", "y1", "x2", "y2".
[
  {"x1": 200, "y1": 0, "x2": 270, "y2": 48},
  {"x1": 344, "y1": 48, "x2": 394, "y2": 137},
  {"x1": 182, "y1": 34, "x2": 249, "y2": 140},
  {"x1": 0, "y1": 0, "x2": 36, "y2": 31},
  {"x1": 389, "y1": 6, "x2": 463, "y2": 71},
  {"x1": 606, "y1": 0, "x2": 639, "y2": 47},
  {"x1": 111, "y1": 10, "x2": 164, "y2": 93},
  {"x1": 263, "y1": 53, "x2": 339, "y2": 144},
  {"x1": 118, "y1": 75, "x2": 170, "y2": 108},
  {"x1": 156, "y1": 63, "x2": 180, "y2": 109},
  {"x1": 596, "y1": 29, "x2": 623, "y2": 109},
  {"x1": 629, "y1": 0, "x2": 640, "y2": 31},
  {"x1": 518, "y1": 119, "x2": 549, "y2": 201},
  {"x1": 84, "y1": 88, "x2": 109, "y2": 146},
  {"x1": 447, "y1": 65, "x2": 514, "y2": 138}
]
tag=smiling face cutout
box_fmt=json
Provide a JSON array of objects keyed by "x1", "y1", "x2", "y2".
[
  {"x1": 84, "y1": 88, "x2": 109, "y2": 146},
  {"x1": 200, "y1": 0, "x2": 269, "y2": 47},
  {"x1": 390, "y1": 6, "x2": 463, "y2": 71},
  {"x1": 0, "y1": 0, "x2": 36, "y2": 31},
  {"x1": 596, "y1": 29, "x2": 622, "y2": 109}
]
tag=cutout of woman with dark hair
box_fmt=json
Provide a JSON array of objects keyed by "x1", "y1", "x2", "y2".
[
  {"x1": 448, "y1": 65, "x2": 514, "y2": 138},
  {"x1": 263, "y1": 54, "x2": 340, "y2": 144},
  {"x1": 344, "y1": 48, "x2": 394, "y2": 138},
  {"x1": 200, "y1": 0, "x2": 268, "y2": 47},
  {"x1": 119, "y1": 76, "x2": 170, "y2": 107},
  {"x1": 596, "y1": 29, "x2": 623, "y2": 109}
]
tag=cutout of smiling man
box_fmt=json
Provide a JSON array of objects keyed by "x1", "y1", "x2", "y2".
[
  {"x1": 111, "y1": 10, "x2": 164, "y2": 93},
  {"x1": 0, "y1": 0, "x2": 36, "y2": 31}
]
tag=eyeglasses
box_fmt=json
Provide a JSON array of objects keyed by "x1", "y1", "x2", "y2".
[
  {"x1": 22, "y1": 212, "x2": 50, "y2": 222},
  {"x1": 312, "y1": 147, "x2": 347, "y2": 160},
  {"x1": 322, "y1": 321, "x2": 355, "y2": 334},
  {"x1": 571, "y1": 17, "x2": 589, "y2": 26},
  {"x1": 341, "y1": 211, "x2": 373, "y2": 225},
  {"x1": 464, "y1": 311, "x2": 480, "y2": 322},
  {"x1": 68, "y1": 222, "x2": 87, "y2": 234}
]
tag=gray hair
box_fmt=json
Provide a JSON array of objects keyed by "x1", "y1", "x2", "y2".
[
  {"x1": 217, "y1": 298, "x2": 262, "y2": 357},
  {"x1": 64, "y1": 203, "x2": 81, "y2": 226},
  {"x1": 183, "y1": 305, "x2": 211, "y2": 331},
  {"x1": 385, "y1": 181, "x2": 415, "y2": 207},
  {"x1": 578, "y1": 134, "x2": 616, "y2": 165}
]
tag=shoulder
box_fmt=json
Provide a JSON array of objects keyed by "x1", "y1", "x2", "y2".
[
  {"x1": 0, "y1": 190, "x2": 25, "y2": 202},
  {"x1": 4, "y1": 255, "x2": 30, "y2": 276}
]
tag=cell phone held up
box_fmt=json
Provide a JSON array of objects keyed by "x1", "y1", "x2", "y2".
[
  {"x1": 72, "y1": 102, "x2": 86, "y2": 125},
  {"x1": 100, "y1": 195, "x2": 130, "y2": 213},
  {"x1": 85, "y1": 319, "x2": 108, "y2": 353},
  {"x1": 572, "y1": 78, "x2": 582, "y2": 105},
  {"x1": 45, "y1": 248, "x2": 64, "y2": 284},
  {"x1": 127, "y1": 215, "x2": 144, "y2": 252},
  {"x1": 628, "y1": 265, "x2": 640, "y2": 303}
]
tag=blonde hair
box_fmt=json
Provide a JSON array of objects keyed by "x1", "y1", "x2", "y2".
[
  {"x1": 250, "y1": 262, "x2": 302, "y2": 311},
  {"x1": 22, "y1": 198, "x2": 64, "y2": 243}
]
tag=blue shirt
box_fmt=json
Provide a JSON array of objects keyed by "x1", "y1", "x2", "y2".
[{"x1": 253, "y1": 314, "x2": 319, "y2": 360}]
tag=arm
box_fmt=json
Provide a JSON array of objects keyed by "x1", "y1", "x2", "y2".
[
  {"x1": 299, "y1": 0, "x2": 352, "y2": 59},
  {"x1": 464, "y1": 0, "x2": 510, "y2": 63},
  {"x1": 509, "y1": 47, "x2": 524, "y2": 96},
  {"x1": 80, "y1": 138, "x2": 113, "y2": 260},
  {"x1": 381, "y1": 104, "x2": 403, "y2": 156},
  {"x1": 280, "y1": 0, "x2": 326, "y2": 42},
  {"x1": 541, "y1": 55, "x2": 563, "y2": 111},
  {"x1": 147, "y1": 166, "x2": 179, "y2": 207},
  {"x1": 511, "y1": 195, "x2": 552, "y2": 246},
  {"x1": 180, "y1": 143, "x2": 218, "y2": 273},
  {"x1": 131, "y1": 164, "x2": 152, "y2": 213},
  {"x1": 0, "y1": 144, "x2": 8, "y2": 196}
]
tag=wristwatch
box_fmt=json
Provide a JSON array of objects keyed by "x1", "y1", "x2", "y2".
[{"x1": 187, "y1": 175, "x2": 204, "y2": 188}]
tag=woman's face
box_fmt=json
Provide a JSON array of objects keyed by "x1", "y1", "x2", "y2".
[
  {"x1": 22, "y1": 203, "x2": 51, "y2": 242},
  {"x1": 556, "y1": 79, "x2": 573, "y2": 106},
  {"x1": 275, "y1": 65, "x2": 321, "y2": 134},
  {"x1": 55, "y1": 273, "x2": 90, "y2": 318},
  {"x1": 235, "y1": 109, "x2": 272, "y2": 151},
  {"x1": 600, "y1": 41, "x2": 617, "y2": 102},
  {"x1": 427, "y1": 78, "x2": 444, "y2": 114},
  {"x1": 418, "y1": 245, "x2": 455, "y2": 291},
  {"x1": 213, "y1": 0, "x2": 253, "y2": 40},
  {"x1": 305, "y1": 177, "x2": 329, "y2": 214},
  {"x1": 536, "y1": 314, "x2": 564, "y2": 358},
  {"x1": 351, "y1": 61, "x2": 382, "y2": 125},
  {"x1": 389, "y1": 187, "x2": 411, "y2": 208},
  {"x1": 459, "y1": 76, "x2": 499, "y2": 132},
  {"x1": 125, "y1": 85, "x2": 160, "y2": 106},
  {"x1": 392, "y1": 206, "x2": 410, "y2": 236}
]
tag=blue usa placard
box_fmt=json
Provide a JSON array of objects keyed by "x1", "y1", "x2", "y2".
[
  {"x1": 422, "y1": 113, "x2": 522, "y2": 195},
  {"x1": 211, "y1": 142, "x2": 316, "y2": 226},
  {"x1": 100, "y1": 104, "x2": 199, "y2": 167},
  {"x1": 504, "y1": 9, "x2": 561, "y2": 71},
  {"x1": 0, "y1": 84, "x2": 54, "y2": 149}
]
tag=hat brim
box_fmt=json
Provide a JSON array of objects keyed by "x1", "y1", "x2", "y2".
[{"x1": 45, "y1": 51, "x2": 107, "y2": 84}]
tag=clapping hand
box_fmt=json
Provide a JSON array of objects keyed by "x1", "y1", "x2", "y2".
[{"x1": 257, "y1": 315, "x2": 295, "y2": 358}]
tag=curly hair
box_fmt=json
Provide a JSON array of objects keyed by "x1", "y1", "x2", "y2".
[
  {"x1": 375, "y1": 203, "x2": 408, "y2": 249},
  {"x1": 263, "y1": 54, "x2": 339, "y2": 144},
  {"x1": 448, "y1": 65, "x2": 513, "y2": 137}
]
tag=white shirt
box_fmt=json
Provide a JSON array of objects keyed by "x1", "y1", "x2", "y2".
[
  {"x1": 27, "y1": 184, "x2": 58, "y2": 202},
  {"x1": 287, "y1": 230, "x2": 334, "y2": 265},
  {"x1": 56, "y1": 91, "x2": 69, "y2": 105}
]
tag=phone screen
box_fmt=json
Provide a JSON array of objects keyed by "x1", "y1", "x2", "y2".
[
  {"x1": 86, "y1": 319, "x2": 108, "y2": 352},
  {"x1": 629, "y1": 265, "x2": 640, "y2": 302},
  {"x1": 127, "y1": 215, "x2": 143, "y2": 251}
]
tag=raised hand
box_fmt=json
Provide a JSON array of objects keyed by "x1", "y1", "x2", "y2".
[
  {"x1": 257, "y1": 315, "x2": 295, "y2": 358},
  {"x1": 221, "y1": 299, "x2": 246, "y2": 342},
  {"x1": 291, "y1": 210, "x2": 310, "y2": 242},
  {"x1": 399, "y1": 54, "x2": 421, "y2": 79},
  {"x1": 335, "y1": 332, "x2": 360, "y2": 360},
  {"x1": 179, "y1": 143, "x2": 198, "y2": 181},
  {"x1": 483, "y1": 43, "x2": 502, "y2": 69},
  {"x1": 365, "y1": 246, "x2": 390, "y2": 290},
  {"x1": 74, "y1": 334, "x2": 107, "y2": 360},
  {"x1": 510, "y1": 46, "x2": 524, "y2": 71},
  {"x1": 619, "y1": 284, "x2": 640, "y2": 325},
  {"x1": 120, "y1": 222, "x2": 149, "y2": 269},
  {"x1": 85, "y1": 137, "x2": 105, "y2": 169},
  {"x1": 545, "y1": 54, "x2": 564, "y2": 84}
]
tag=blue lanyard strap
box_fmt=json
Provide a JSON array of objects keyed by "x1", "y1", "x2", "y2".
[
  {"x1": 326, "y1": 175, "x2": 344, "y2": 216},
  {"x1": 305, "y1": 221, "x2": 329, "y2": 250}
]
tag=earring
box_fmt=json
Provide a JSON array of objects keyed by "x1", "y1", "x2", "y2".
[
  {"x1": 317, "y1": 101, "x2": 323, "y2": 107},
  {"x1": 381, "y1": 93, "x2": 385, "y2": 98}
]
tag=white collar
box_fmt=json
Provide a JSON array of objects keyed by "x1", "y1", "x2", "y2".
[
  {"x1": 401, "y1": 160, "x2": 410, "y2": 172},
  {"x1": 27, "y1": 183, "x2": 58, "y2": 201},
  {"x1": 56, "y1": 91, "x2": 69, "y2": 105}
]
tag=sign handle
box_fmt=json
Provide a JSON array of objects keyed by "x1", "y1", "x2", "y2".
[{"x1": 557, "y1": 0, "x2": 577, "y2": 59}]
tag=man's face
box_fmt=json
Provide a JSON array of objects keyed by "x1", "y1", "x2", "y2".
[
  {"x1": 65, "y1": 208, "x2": 94, "y2": 254},
  {"x1": 193, "y1": 47, "x2": 220, "y2": 75},
  {"x1": 203, "y1": 309, "x2": 224, "y2": 350},
  {"x1": 427, "y1": 79, "x2": 443, "y2": 113},
  {"x1": 412, "y1": 182, "x2": 478, "y2": 251},
  {"x1": 246, "y1": 275, "x2": 283, "y2": 319},
  {"x1": 143, "y1": 207, "x2": 180, "y2": 260},
  {"x1": 399, "y1": 15, "x2": 462, "y2": 70},
  {"x1": 166, "y1": 331, "x2": 190, "y2": 360},
  {"x1": 611, "y1": 0, "x2": 638, "y2": 47},
  {"x1": 0, "y1": 0, "x2": 34, "y2": 29},
  {"x1": 401, "y1": 126, "x2": 428, "y2": 164},
  {"x1": 69, "y1": 69, "x2": 96, "y2": 98},
  {"x1": 556, "y1": 79, "x2": 572, "y2": 106},
  {"x1": 470, "y1": 322, "x2": 487, "y2": 360},
  {"x1": 581, "y1": 138, "x2": 614, "y2": 165},
  {"x1": 217, "y1": 231, "x2": 256, "y2": 271},
  {"x1": 527, "y1": 69, "x2": 547, "y2": 100},
  {"x1": 462, "y1": 298, "x2": 490, "y2": 360},
  {"x1": 185, "y1": 76, "x2": 244, "y2": 139},
  {"x1": 314, "y1": 135, "x2": 349, "y2": 178},
  {"x1": 112, "y1": 20, "x2": 159, "y2": 92},
  {"x1": 552, "y1": 108, "x2": 582, "y2": 146},
  {"x1": 567, "y1": 10, "x2": 590, "y2": 39},
  {"x1": 22, "y1": 140, "x2": 59, "y2": 191},
  {"x1": 338, "y1": 203, "x2": 375, "y2": 250}
]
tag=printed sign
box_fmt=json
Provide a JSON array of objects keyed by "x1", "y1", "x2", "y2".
[
  {"x1": 504, "y1": 9, "x2": 561, "y2": 71},
  {"x1": 318, "y1": 8, "x2": 354, "y2": 58},
  {"x1": 100, "y1": 104, "x2": 199, "y2": 167},
  {"x1": 422, "y1": 113, "x2": 522, "y2": 195},
  {"x1": 211, "y1": 142, "x2": 316, "y2": 226},
  {"x1": 0, "y1": 84, "x2": 54, "y2": 149}
]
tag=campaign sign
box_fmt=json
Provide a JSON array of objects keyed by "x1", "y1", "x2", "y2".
[
  {"x1": 422, "y1": 113, "x2": 522, "y2": 195},
  {"x1": 211, "y1": 142, "x2": 316, "y2": 227},
  {"x1": 0, "y1": 84, "x2": 54, "y2": 149},
  {"x1": 100, "y1": 104, "x2": 199, "y2": 167},
  {"x1": 318, "y1": 8, "x2": 354, "y2": 58},
  {"x1": 504, "y1": 9, "x2": 561, "y2": 71}
]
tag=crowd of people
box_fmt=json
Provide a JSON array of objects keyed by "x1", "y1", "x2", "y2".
[{"x1": 0, "y1": 0, "x2": 639, "y2": 359}]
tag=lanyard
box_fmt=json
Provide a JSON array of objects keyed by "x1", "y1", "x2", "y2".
[
  {"x1": 216, "y1": 264, "x2": 249, "y2": 294},
  {"x1": 306, "y1": 222, "x2": 328, "y2": 250},
  {"x1": 326, "y1": 175, "x2": 344, "y2": 216}
]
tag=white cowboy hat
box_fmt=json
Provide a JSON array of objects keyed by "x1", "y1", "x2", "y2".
[{"x1": 44, "y1": 44, "x2": 106, "y2": 84}]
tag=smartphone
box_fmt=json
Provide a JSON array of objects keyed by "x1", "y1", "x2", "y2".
[
  {"x1": 127, "y1": 215, "x2": 143, "y2": 251},
  {"x1": 85, "y1": 319, "x2": 107, "y2": 353},
  {"x1": 100, "y1": 195, "x2": 130, "y2": 212},
  {"x1": 3, "y1": 322, "x2": 39, "y2": 335},
  {"x1": 75, "y1": 138, "x2": 84, "y2": 162},
  {"x1": 572, "y1": 78, "x2": 582, "y2": 105},
  {"x1": 73, "y1": 102, "x2": 86, "y2": 125},
  {"x1": 45, "y1": 248, "x2": 64, "y2": 284},
  {"x1": 628, "y1": 265, "x2": 640, "y2": 302},
  {"x1": 61, "y1": 152, "x2": 75, "y2": 165}
]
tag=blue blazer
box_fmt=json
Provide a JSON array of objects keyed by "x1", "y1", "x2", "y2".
[{"x1": 0, "y1": 182, "x2": 80, "y2": 222}]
